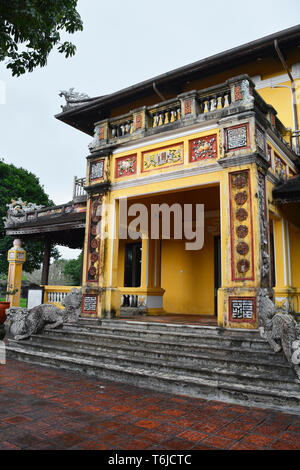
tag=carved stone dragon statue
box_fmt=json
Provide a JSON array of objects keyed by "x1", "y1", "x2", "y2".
[
  {"x1": 258, "y1": 289, "x2": 300, "y2": 379},
  {"x1": 3, "y1": 198, "x2": 44, "y2": 227},
  {"x1": 59, "y1": 88, "x2": 91, "y2": 111},
  {"x1": 6, "y1": 288, "x2": 82, "y2": 341}
]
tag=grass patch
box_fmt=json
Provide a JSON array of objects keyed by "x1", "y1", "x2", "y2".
[{"x1": 0, "y1": 298, "x2": 27, "y2": 308}]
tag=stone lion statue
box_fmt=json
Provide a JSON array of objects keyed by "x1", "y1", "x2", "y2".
[
  {"x1": 258, "y1": 289, "x2": 300, "y2": 379},
  {"x1": 6, "y1": 288, "x2": 82, "y2": 341}
]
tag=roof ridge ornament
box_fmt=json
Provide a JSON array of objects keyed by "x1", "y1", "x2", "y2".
[{"x1": 59, "y1": 88, "x2": 90, "y2": 111}]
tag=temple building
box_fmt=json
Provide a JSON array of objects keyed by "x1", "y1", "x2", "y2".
[
  {"x1": 5, "y1": 25, "x2": 300, "y2": 411},
  {"x1": 6, "y1": 26, "x2": 300, "y2": 327}
]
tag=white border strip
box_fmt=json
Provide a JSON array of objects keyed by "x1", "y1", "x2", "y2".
[{"x1": 112, "y1": 122, "x2": 218, "y2": 155}]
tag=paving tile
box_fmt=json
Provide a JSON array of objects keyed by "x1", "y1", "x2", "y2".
[
  {"x1": 238, "y1": 434, "x2": 275, "y2": 448},
  {"x1": 202, "y1": 435, "x2": 236, "y2": 450},
  {"x1": 160, "y1": 438, "x2": 194, "y2": 450},
  {"x1": 177, "y1": 430, "x2": 207, "y2": 442},
  {"x1": 2, "y1": 359, "x2": 300, "y2": 451},
  {"x1": 271, "y1": 440, "x2": 300, "y2": 450}
]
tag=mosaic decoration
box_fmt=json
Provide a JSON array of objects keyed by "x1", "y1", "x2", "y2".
[
  {"x1": 234, "y1": 191, "x2": 248, "y2": 206},
  {"x1": 229, "y1": 170, "x2": 254, "y2": 281},
  {"x1": 234, "y1": 85, "x2": 243, "y2": 101},
  {"x1": 256, "y1": 127, "x2": 266, "y2": 153},
  {"x1": 236, "y1": 225, "x2": 248, "y2": 238},
  {"x1": 257, "y1": 171, "x2": 270, "y2": 286},
  {"x1": 99, "y1": 127, "x2": 105, "y2": 140},
  {"x1": 86, "y1": 197, "x2": 102, "y2": 283},
  {"x1": 184, "y1": 99, "x2": 192, "y2": 115},
  {"x1": 274, "y1": 153, "x2": 287, "y2": 180},
  {"x1": 229, "y1": 297, "x2": 256, "y2": 323},
  {"x1": 90, "y1": 160, "x2": 104, "y2": 182},
  {"x1": 236, "y1": 242, "x2": 249, "y2": 255},
  {"x1": 189, "y1": 134, "x2": 218, "y2": 162},
  {"x1": 82, "y1": 294, "x2": 98, "y2": 314},
  {"x1": 135, "y1": 113, "x2": 142, "y2": 129},
  {"x1": 115, "y1": 154, "x2": 137, "y2": 178},
  {"x1": 267, "y1": 144, "x2": 273, "y2": 165},
  {"x1": 236, "y1": 208, "x2": 248, "y2": 222},
  {"x1": 142, "y1": 143, "x2": 184, "y2": 172},
  {"x1": 226, "y1": 124, "x2": 249, "y2": 151}
]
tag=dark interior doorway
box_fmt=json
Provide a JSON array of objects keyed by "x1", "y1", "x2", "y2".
[{"x1": 124, "y1": 242, "x2": 142, "y2": 287}]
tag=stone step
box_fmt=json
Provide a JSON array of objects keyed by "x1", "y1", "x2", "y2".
[
  {"x1": 42, "y1": 328, "x2": 286, "y2": 364},
  {"x1": 10, "y1": 338, "x2": 299, "y2": 392},
  {"x1": 79, "y1": 318, "x2": 263, "y2": 342},
  {"x1": 61, "y1": 323, "x2": 269, "y2": 351},
  {"x1": 31, "y1": 332, "x2": 293, "y2": 376},
  {"x1": 7, "y1": 344, "x2": 300, "y2": 414}
]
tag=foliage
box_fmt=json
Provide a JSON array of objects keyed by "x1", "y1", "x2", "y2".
[
  {"x1": 64, "y1": 252, "x2": 82, "y2": 285},
  {"x1": 0, "y1": 0, "x2": 83, "y2": 76},
  {"x1": 0, "y1": 159, "x2": 59, "y2": 274}
]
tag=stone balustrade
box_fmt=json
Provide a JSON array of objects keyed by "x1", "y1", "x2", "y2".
[
  {"x1": 88, "y1": 76, "x2": 295, "y2": 157},
  {"x1": 44, "y1": 286, "x2": 81, "y2": 308}
]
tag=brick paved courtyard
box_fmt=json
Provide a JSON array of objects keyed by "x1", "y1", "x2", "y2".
[{"x1": 0, "y1": 359, "x2": 300, "y2": 450}]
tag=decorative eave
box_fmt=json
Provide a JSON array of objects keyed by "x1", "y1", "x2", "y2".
[
  {"x1": 55, "y1": 25, "x2": 300, "y2": 136},
  {"x1": 273, "y1": 175, "x2": 300, "y2": 203}
]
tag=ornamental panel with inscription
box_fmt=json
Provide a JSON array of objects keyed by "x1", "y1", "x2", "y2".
[{"x1": 229, "y1": 297, "x2": 256, "y2": 323}]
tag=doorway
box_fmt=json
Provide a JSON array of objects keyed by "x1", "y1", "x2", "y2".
[{"x1": 124, "y1": 242, "x2": 142, "y2": 287}]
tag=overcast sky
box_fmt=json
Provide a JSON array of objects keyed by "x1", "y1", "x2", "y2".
[{"x1": 1, "y1": 0, "x2": 299, "y2": 259}]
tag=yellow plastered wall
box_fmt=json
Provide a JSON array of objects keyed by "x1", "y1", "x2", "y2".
[
  {"x1": 161, "y1": 230, "x2": 215, "y2": 315},
  {"x1": 290, "y1": 225, "x2": 300, "y2": 288}
]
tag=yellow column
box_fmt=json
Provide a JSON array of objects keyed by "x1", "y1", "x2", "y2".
[
  {"x1": 7, "y1": 239, "x2": 26, "y2": 307},
  {"x1": 218, "y1": 165, "x2": 271, "y2": 328},
  {"x1": 140, "y1": 234, "x2": 149, "y2": 289},
  {"x1": 273, "y1": 217, "x2": 293, "y2": 310},
  {"x1": 102, "y1": 196, "x2": 121, "y2": 318}
]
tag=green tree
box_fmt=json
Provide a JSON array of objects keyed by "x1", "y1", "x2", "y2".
[
  {"x1": 0, "y1": 0, "x2": 83, "y2": 76},
  {"x1": 64, "y1": 252, "x2": 82, "y2": 285},
  {"x1": 0, "y1": 159, "x2": 59, "y2": 274}
]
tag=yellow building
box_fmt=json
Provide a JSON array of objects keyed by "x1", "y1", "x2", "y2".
[{"x1": 8, "y1": 26, "x2": 300, "y2": 329}]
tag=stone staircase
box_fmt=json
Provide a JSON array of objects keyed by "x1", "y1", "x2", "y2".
[{"x1": 6, "y1": 317, "x2": 300, "y2": 414}]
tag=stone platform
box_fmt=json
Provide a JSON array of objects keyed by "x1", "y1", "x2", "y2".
[{"x1": 6, "y1": 317, "x2": 300, "y2": 414}]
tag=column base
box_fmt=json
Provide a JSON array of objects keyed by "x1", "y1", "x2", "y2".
[{"x1": 218, "y1": 287, "x2": 271, "y2": 329}]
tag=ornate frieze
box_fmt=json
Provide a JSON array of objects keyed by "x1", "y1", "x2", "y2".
[
  {"x1": 142, "y1": 143, "x2": 184, "y2": 172},
  {"x1": 229, "y1": 170, "x2": 254, "y2": 281},
  {"x1": 86, "y1": 197, "x2": 102, "y2": 283},
  {"x1": 267, "y1": 144, "x2": 273, "y2": 166},
  {"x1": 184, "y1": 99, "x2": 192, "y2": 115},
  {"x1": 89, "y1": 159, "x2": 104, "y2": 182},
  {"x1": 226, "y1": 124, "x2": 249, "y2": 151},
  {"x1": 256, "y1": 126, "x2": 266, "y2": 154},
  {"x1": 82, "y1": 294, "x2": 98, "y2": 315},
  {"x1": 274, "y1": 153, "x2": 287, "y2": 180},
  {"x1": 229, "y1": 297, "x2": 256, "y2": 323},
  {"x1": 257, "y1": 170, "x2": 270, "y2": 286},
  {"x1": 189, "y1": 134, "x2": 218, "y2": 162},
  {"x1": 88, "y1": 122, "x2": 108, "y2": 150},
  {"x1": 234, "y1": 85, "x2": 243, "y2": 101},
  {"x1": 115, "y1": 154, "x2": 137, "y2": 178}
]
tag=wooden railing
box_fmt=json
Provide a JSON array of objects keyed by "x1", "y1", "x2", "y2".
[
  {"x1": 73, "y1": 176, "x2": 86, "y2": 199},
  {"x1": 43, "y1": 285, "x2": 81, "y2": 308}
]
